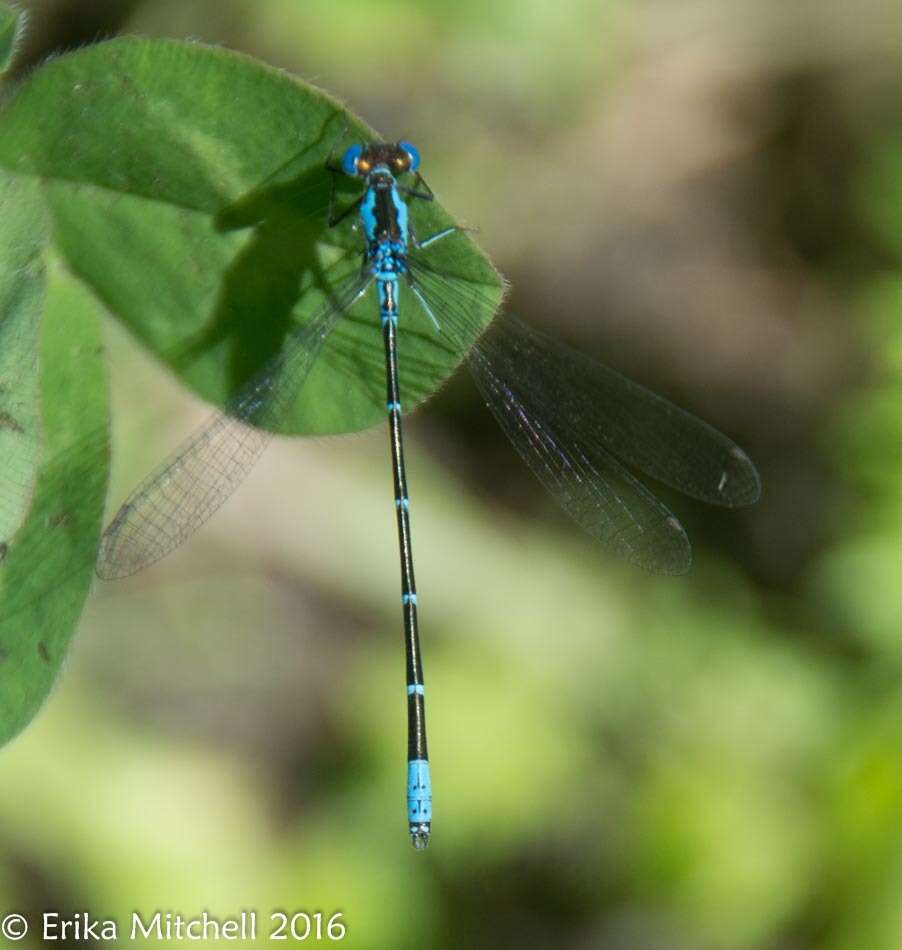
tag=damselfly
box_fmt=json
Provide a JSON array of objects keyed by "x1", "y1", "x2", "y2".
[{"x1": 96, "y1": 140, "x2": 760, "y2": 849}]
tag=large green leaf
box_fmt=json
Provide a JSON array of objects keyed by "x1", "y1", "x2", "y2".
[
  {"x1": 0, "y1": 174, "x2": 43, "y2": 543},
  {"x1": 0, "y1": 255, "x2": 109, "y2": 746},
  {"x1": 0, "y1": 37, "x2": 502, "y2": 435}
]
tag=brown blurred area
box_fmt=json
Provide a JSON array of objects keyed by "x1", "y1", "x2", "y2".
[{"x1": 9, "y1": 0, "x2": 142, "y2": 74}]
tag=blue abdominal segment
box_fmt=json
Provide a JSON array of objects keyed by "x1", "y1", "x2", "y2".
[{"x1": 407, "y1": 758, "x2": 432, "y2": 850}]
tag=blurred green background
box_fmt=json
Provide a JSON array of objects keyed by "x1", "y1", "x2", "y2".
[{"x1": 4, "y1": 1, "x2": 902, "y2": 947}]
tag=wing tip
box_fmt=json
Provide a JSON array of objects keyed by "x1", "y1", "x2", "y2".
[
  {"x1": 712, "y1": 445, "x2": 761, "y2": 508},
  {"x1": 95, "y1": 522, "x2": 159, "y2": 581},
  {"x1": 626, "y1": 514, "x2": 692, "y2": 576}
]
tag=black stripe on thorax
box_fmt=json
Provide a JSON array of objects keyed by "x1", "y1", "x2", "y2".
[{"x1": 373, "y1": 180, "x2": 401, "y2": 241}]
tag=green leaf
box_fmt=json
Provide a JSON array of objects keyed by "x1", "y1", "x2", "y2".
[
  {"x1": 0, "y1": 2, "x2": 25, "y2": 76},
  {"x1": 0, "y1": 37, "x2": 503, "y2": 435},
  {"x1": 0, "y1": 174, "x2": 44, "y2": 543},
  {"x1": 0, "y1": 255, "x2": 109, "y2": 746}
]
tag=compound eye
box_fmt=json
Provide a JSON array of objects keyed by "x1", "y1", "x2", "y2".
[
  {"x1": 399, "y1": 141, "x2": 420, "y2": 172},
  {"x1": 341, "y1": 144, "x2": 364, "y2": 176}
]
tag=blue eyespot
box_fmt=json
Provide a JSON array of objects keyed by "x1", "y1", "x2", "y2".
[
  {"x1": 400, "y1": 141, "x2": 420, "y2": 172},
  {"x1": 341, "y1": 144, "x2": 363, "y2": 177}
]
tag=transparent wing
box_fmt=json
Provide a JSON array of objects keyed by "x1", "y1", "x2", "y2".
[
  {"x1": 468, "y1": 336, "x2": 692, "y2": 573},
  {"x1": 409, "y1": 260, "x2": 759, "y2": 573},
  {"x1": 411, "y1": 262, "x2": 760, "y2": 507},
  {"x1": 482, "y1": 312, "x2": 760, "y2": 507},
  {"x1": 97, "y1": 272, "x2": 372, "y2": 580}
]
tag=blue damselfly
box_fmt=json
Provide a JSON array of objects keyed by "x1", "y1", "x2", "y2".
[{"x1": 96, "y1": 140, "x2": 761, "y2": 849}]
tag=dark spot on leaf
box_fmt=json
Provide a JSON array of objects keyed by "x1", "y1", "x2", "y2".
[
  {"x1": 0, "y1": 646, "x2": 8, "y2": 663},
  {"x1": 49, "y1": 511, "x2": 72, "y2": 529},
  {"x1": 0, "y1": 410, "x2": 23, "y2": 434},
  {"x1": 0, "y1": 542, "x2": 7, "y2": 563},
  {"x1": 37, "y1": 642, "x2": 50, "y2": 663}
]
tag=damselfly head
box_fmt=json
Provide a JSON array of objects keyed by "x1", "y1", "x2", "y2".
[{"x1": 340, "y1": 141, "x2": 421, "y2": 178}]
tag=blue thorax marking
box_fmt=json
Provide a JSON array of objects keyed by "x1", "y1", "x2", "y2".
[
  {"x1": 394, "y1": 189, "x2": 409, "y2": 247},
  {"x1": 360, "y1": 187, "x2": 379, "y2": 244},
  {"x1": 361, "y1": 168, "x2": 409, "y2": 263}
]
